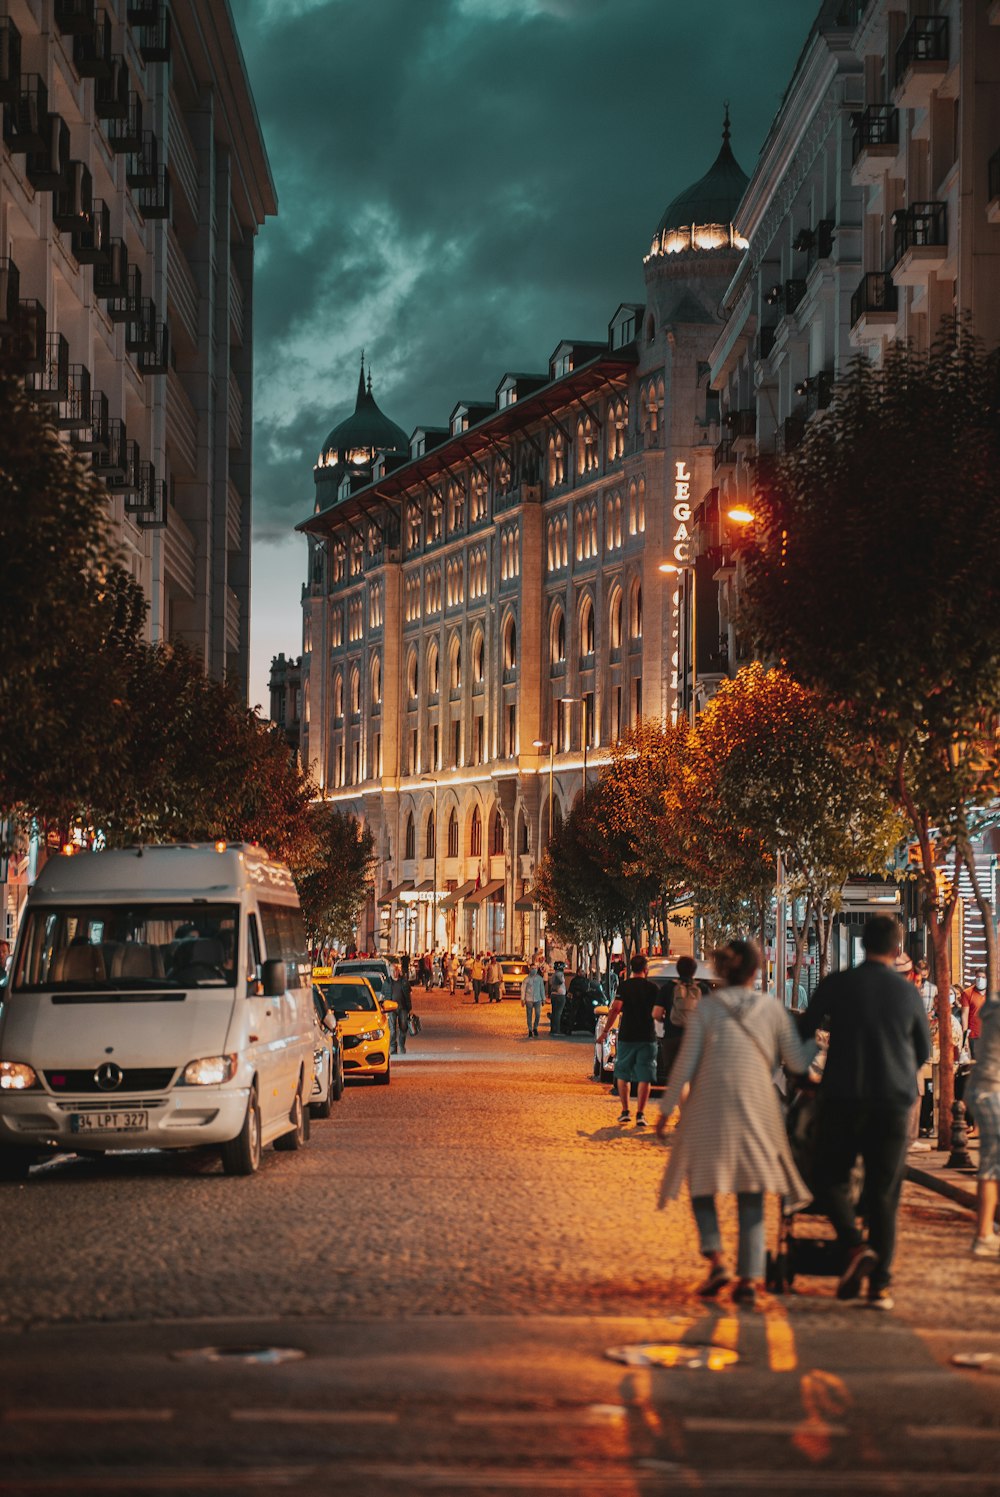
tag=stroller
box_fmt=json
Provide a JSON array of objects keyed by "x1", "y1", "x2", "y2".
[{"x1": 764, "y1": 1075, "x2": 864, "y2": 1294}]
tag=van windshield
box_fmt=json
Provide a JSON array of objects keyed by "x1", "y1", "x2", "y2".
[{"x1": 12, "y1": 905, "x2": 240, "y2": 992}]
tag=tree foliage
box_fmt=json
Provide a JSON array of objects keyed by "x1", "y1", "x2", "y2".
[
  {"x1": 292, "y1": 804, "x2": 377, "y2": 949},
  {"x1": 741, "y1": 325, "x2": 1000, "y2": 1140}
]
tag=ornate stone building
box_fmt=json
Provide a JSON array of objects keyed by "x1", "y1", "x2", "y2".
[{"x1": 297, "y1": 120, "x2": 749, "y2": 955}]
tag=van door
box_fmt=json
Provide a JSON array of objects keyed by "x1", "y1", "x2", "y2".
[{"x1": 245, "y1": 913, "x2": 281, "y2": 1133}]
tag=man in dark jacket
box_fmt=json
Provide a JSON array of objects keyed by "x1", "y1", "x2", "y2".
[{"x1": 799, "y1": 915, "x2": 931, "y2": 1310}]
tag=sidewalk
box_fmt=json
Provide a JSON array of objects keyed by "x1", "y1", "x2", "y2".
[{"x1": 906, "y1": 1136, "x2": 980, "y2": 1215}]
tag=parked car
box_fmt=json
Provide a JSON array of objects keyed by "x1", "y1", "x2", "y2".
[
  {"x1": 313, "y1": 973, "x2": 396, "y2": 1085},
  {"x1": 593, "y1": 960, "x2": 719, "y2": 1084},
  {"x1": 333, "y1": 957, "x2": 392, "y2": 1003},
  {"x1": 560, "y1": 970, "x2": 606, "y2": 1034},
  {"x1": 497, "y1": 954, "x2": 529, "y2": 999},
  {"x1": 310, "y1": 984, "x2": 344, "y2": 1117}
]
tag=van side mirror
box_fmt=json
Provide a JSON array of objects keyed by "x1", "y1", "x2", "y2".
[
  {"x1": 322, "y1": 1011, "x2": 337, "y2": 1033},
  {"x1": 261, "y1": 958, "x2": 286, "y2": 998}
]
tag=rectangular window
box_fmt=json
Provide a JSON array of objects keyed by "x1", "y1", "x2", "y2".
[
  {"x1": 506, "y1": 704, "x2": 517, "y2": 757},
  {"x1": 584, "y1": 691, "x2": 595, "y2": 748},
  {"x1": 556, "y1": 699, "x2": 567, "y2": 754},
  {"x1": 634, "y1": 677, "x2": 642, "y2": 723},
  {"x1": 374, "y1": 731, "x2": 382, "y2": 777},
  {"x1": 476, "y1": 716, "x2": 485, "y2": 764},
  {"x1": 336, "y1": 744, "x2": 345, "y2": 788},
  {"x1": 258, "y1": 901, "x2": 309, "y2": 976},
  {"x1": 432, "y1": 724, "x2": 439, "y2": 771},
  {"x1": 615, "y1": 685, "x2": 622, "y2": 741},
  {"x1": 409, "y1": 729, "x2": 418, "y2": 775},
  {"x1": 453, "y1": 720, "x2": 461, "y2": 767},
  {"x1": 352, "y1": 741, "x2": 361, "y2": 783}
]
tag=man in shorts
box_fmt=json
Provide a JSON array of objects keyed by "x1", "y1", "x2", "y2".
[{"x1": 597, "y1": 953, "x2": 664, "y2": 1127}]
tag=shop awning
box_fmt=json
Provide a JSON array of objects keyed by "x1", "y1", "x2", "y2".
[
  {"x1": 464, "y1": 878, "x2": 504, "y2": 903},
  {"x1": 379, "y1": 880, "x2": 414, "y2": 905},
  {"x1": 440, "y1": 878, "x2": 478, "y2": 911},
  {"x1": 514, "y1": 889, "x2": 539, "y2": 912}
]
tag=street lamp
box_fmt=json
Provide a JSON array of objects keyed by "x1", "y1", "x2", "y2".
[
  {"x1": 532, "y1": 739, "x2": 555, "y2": 847},
  {"x1": 658, "y1": 561, "x2": 697, "y2": 727},
  {"x1": 727, "y1": 506, "x2": 755, "y2": 526},
  {"x1": 421, "y1": 775, "x2": 439, "y2": 957},
  {"x1": 559, "y1": 696, "x2": 587, "y2": 802}
]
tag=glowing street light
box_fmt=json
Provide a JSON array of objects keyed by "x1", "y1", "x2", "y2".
[{"x1": 727, "y1": 506, "x2": 756, "y2": 526}]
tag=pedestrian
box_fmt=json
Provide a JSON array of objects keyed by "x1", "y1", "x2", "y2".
[
  {"x1": 798, "y1": 914, "x2": 931, "y2": 1311},
  {"x1": 914, "y1": 959, "x2": 937, "y2": 1020},
  {"x1": 961, "y1": 970, "x2": 988, "y2": 1060},
  {"x1": 471, "y1": 952, "x2": 484, "y2": 1004},
  {"x1": 447, "y1": 951, "x2": 458, "y2": 996},
  {"x1": 521, "y1": 963, "x2": 545, "y2": 1036},
  {"x1": 662, "y1": 955, "x2": 702, "y2": 1080},
  {"x1": 654, "y1": 940, "x2": 815, "y2": 1306},
  {"x1": 400, "y1": 951, "x2": 410, "y2": 981},
  {"x1": 388, "y1": 962, "x2": 409, "y2": 1054},
  {"x1": 966, "y1": 990, "x2": 1000, "y2": 1257},
  {"x1": 597, "y1": 953, "x2": 665, "y2": 1128},
  {"x1": 486, "y1": 953, "x2": 502, "y2": 1004},
  {"x1": 548, "y1": 961, "x2": 567, "y2": 1035}
]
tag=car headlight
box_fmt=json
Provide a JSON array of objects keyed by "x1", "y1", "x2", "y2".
[
  {"x1": 358, "y1": 1027, "x2": 384, "y2": 1043},
  {"x1": 0, "y1": 1061, "x2": 39, "y2": 1091},
  {"x1": 181, "y1": 1053, "x2": 238, "y2": 1086}
]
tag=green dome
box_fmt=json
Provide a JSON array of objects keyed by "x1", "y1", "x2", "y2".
[
  {"x1": 319, "y1": 360, "x2": 407, "y2": 466},
  {"x1": 650, "y1": 111, "x2": 749, "y2": 257}
]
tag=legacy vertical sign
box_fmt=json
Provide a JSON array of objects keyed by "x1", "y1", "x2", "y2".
[{"x1": 673, "y1": 460, "x2": 691, "y2": 561}]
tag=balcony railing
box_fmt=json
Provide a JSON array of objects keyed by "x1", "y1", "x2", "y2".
[
  {"x1": 94, "y1": 58, "x2": 129, "y2": 120},
  {"x1": 26, "y1": 113, "x2": 71, "y2": 193},
  {"x1": 57, "y1": 364, "x2": 92, "y2": 430},
  {"x1": 125, "y1": 458, "x2": 157, "y2": 517},
  {"x1": 55, "y1": 0, "x2": 97, "y2": 36},
  {"x1": 726, "y1": 408, "x2": 756, "y2": 440},
  {"x1": 92, "y1": 416, "x2": 126, "y2": 476},
  {"x1": 14, "y1": 300, "x2": 46, "y2": 371},
  {"x1": 0, "y1": 17, "x2": 21, "y2": 105},
  {"x1": 891, "y1": 201, "x2": 947, "y2": 267},
  {"x1": 125, "y1": 296, "x2": 157, "y2": 353},
  {"x1": 72, "y1": 198, "x2": 111, "y2": 264},
  {"x1": 136, "y1": 167, "x2": 170, "y2": 219},
  {"x1": 127, "y1": 131, "x2": 159, "y2": 189},
  {"x1": 4, "y1": 75, "x2": 48, "y2": 154},
  {"x1": 26, "y1": 333, "x2": 70, "y2": 403},
  {"x1": 72, "y1": 390, "x2": 110, "y2": 455},
  {"x1": 106, "y1": 91, "x2": 143, "y2": 153},
  {"x1": 54, "y1": 161, "x2": 93, "y2": 233},
  {"x1": 895, "y1": 15, "x2": 948, "y2": 89},
  {"x1": 852, "y1": 104, "x2": 899, "y2": 163},
  {"x1": 758, "y1": 325, "x2": 777, "y2": 360},
  {"x1": 713, "y1": 438, "x2": 735, "y2": 470},
  {"x1": 73, "y1": 10, "x2": 113, "y2": 79},
  {"x1": 797, "y1": 369, "x2": 834, "y2": 417},
  {"x1": 137, "y1": 10, "x2": 170, "y2": 62},
  {"x1": 127, "y1": 0, "x2": 160, "y2": 21},
  {"x1": 106, "y1": 435, "x2": 141, "y2": 495},
  {"x1": 850, "y1": 271, "x2": 898, "y2": 326},
  {"x1": 784, "y1": 278, "x2": 807, "y2": 317},
  {"x1": 106, "y1": 261, "x2": 141, "y2": 323},
  {"x1": 93, "y1": 239, "x2": 129, "y2": 301},
  {"x1": 137, "y1": 478, "x2": 168, "y2": 531},
  {"x1": 0, "y1": 257, "x2": 20, "y2": 332}
]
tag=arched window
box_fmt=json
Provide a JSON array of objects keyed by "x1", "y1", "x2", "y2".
[
  {"x1": 449, "y1": 634, "x2": 462, "y2": 690},
  {"x1": 425, "y1": 811, "x2": 435, "y2": 859},
  {"x1": 630, "y1": 579, "x2": 643, "y2": 639},
  {"x1": 503, "y1": 616, "x2": 517, "y2": 671},
  {"x1": 350, "y1": 668, "x2": 361, "y2": 715},
  {"x1": 646, "y1": 313, "x2": 656, "y2": 344},
  {"x1": 550, "y1": 606, "x2": 566, "y2": 665},
  {"x1": 333, "y1": 672, "x2": 344, "y2": 718},
  {"x1": 473, "y1": 631, "x2": 485, "y2": 683},
  {"x1": 470, "y1": 805, "x2": 482, "y2": 858},
  {"x1": 447, "y1": 809, "x2": 459, "y2": 859},
  {"x1": 407, "y1": 650, "x2": 418, "y2": 700},
  {"x1": 491, "y1": 810, "x2": 505, "y2": 856},
  {"x1": 580, "y1": 596, "x2": 595, "y2": 656},
  {"x1": 609, "y1": 589, "x2": 623, "y2": 650},
  {"x1": 371, "y1": 654, "x2": 382, "y2": 705},
  {"x1": 428, "y1": 641, "x2": 440, "y2": 694},
  {"x1": 519, "y1": 818, "x2": 529, "y2": 855},
  {"x1": 405, "y1": 813, "x2": 415, "y2": 861},
  {"x1": 560, "y1": 515, "x2": 568, "y2": 566}
]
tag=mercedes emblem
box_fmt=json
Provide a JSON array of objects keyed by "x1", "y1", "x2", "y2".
[{"x1": 94, "y1": 1061, "x2": 124, "y2": 1091}]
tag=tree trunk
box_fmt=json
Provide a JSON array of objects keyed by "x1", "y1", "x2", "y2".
[{"x1": 789, "y1": 896, "x2": 812, "y2": 1010}]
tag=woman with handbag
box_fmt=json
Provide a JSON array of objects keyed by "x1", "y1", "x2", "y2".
[{"x1": 655, "y1": 939, "x2": 816, "y2": 1307}]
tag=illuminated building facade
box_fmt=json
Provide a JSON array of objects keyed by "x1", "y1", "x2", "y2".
[{"x1": 297, "y1": 121, "x2": 748, "y2": 954}]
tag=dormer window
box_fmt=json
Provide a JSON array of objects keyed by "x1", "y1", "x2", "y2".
[
  {"x1": 451, "y1": 409, "x2": 470, "y2": 434},
  {"x1": 498, "y1": 381, "x2": 518, "y2": 409},
  {"x1": 553, "y1": 354, "x2": 572, "y2": 378}
]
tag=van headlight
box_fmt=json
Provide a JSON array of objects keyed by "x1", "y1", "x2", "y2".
[
  {"x1": 181, "y1": 1054, "x2": 238, "y2": 1086},
  {"x1": 0, "y1": 1061, "x2": 39, "y2": 1091}
]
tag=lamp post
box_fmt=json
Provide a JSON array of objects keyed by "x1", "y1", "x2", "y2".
[
  {"x1": 421, "y1": 775, "x2": 439, "y2": 956},
  {"x1": 658, "y1": 561, "x2": 697, "y2": 727},
  {"x1": 560, "y1": 697, "x2": 587, "y2": 802}
]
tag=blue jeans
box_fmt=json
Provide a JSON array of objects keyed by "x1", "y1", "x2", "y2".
[
  {"x1": 390, "y1": 1011, "x2": 407, "y2": 1054},
  {"x1": 691, "y1": 1193, "x2": 765, "y2": 1280},
  {"x1": 525, "y1": 1001, "x2": 541, "y2": 1033}
]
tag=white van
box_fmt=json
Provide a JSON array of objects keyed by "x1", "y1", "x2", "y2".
[{"x1": 0, "y1": 843, "x2": 315, "y2": 1178}]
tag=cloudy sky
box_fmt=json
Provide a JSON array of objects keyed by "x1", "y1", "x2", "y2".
[{"x1": 232, "y1": 0, "x2": 817, "y2": 711}]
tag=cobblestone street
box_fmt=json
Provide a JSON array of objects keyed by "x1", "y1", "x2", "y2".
[{"x1": 2, "y1": 990, "x2": 999, "y2": 1493}]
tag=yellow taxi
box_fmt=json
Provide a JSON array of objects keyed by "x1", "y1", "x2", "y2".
[{"x1": 312, "y1": 972, "x2": 396, "y2": 1086}]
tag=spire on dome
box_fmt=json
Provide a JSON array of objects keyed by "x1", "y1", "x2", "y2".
[
  {"x1": 367, "y1": 367, "x2": 373, "y2": 395},
  {"x1": 722, "y1": 101, "x2": 731, "y2": 147},
  {"x1": 356, "y1": 350, "x2": 366, "y2": 407}
]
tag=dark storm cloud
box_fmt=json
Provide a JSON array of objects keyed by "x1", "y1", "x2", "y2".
[{"x1": 231, "y1": 0, "x2": 816, "y2": 537}]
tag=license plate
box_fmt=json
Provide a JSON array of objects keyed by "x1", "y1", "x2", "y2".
[{"x1": 70, "y1": 1111, "x2": 148, "y2": 1134}]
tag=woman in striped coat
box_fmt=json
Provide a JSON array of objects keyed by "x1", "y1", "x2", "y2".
[{"x1": 655, "y1": 939, "x2": 817, "y2": 1307}]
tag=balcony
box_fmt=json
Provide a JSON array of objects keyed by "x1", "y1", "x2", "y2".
[
  {"x1": 4, "y1": 76, "x2": 48, "y2": 154},
  {"x1": 784, "y1": 278, "x2": 807, "y2": 317},
  {"x1": 851, "y1": 105, "x2": 900, "y2": 185},
  {"x1": 55, "y1": 0, "x2": 97, "y2": 36},
  {"x1": 126, "y1": 296, "x2": 157, "y2": 353},
  {"x1": 13, "y1": 300, "x2": 46, "y2": 371},
  {"x1": 893, "y1": 16, "x2": 949, "y2": 109},
  {"x1": 26, "y1": 113, "x2": 71, "y2": 193},
  {"x1": 0, "y1": 257, "x2": 20, "y2": 333},
  {"x1": 0, "y1": 17, "x2": 21, "y2": 105},
  {"x1": 793, "y1": 221, "x2": 836, "y2": 273},
  {"x1": 93, "y1": 239, "x2": 129, "y2": 301},
  {"x1": 135, "y1": 311, "x2": 169, "y2": 376},
  {"x1": 989, "y1": 148, "x2": 1000, "y2": 226},
  {"x1": 72, "y1": 198, "x2": 111, "y2": 264},
  {"x1": 778, "y1": 412, "x2": 806, "y2": 454},
  {"x1": 127, "y1": 0, "x2": 160, "y2": 21},
  {"x1": 26, "y1": 333, "x2": 70, "y2": 403},
  {"x1": 107, "y1": 262, "x2": 142, "y2": 324},
  {"x1": 727, "y1": 408, "x2": 756, "y2": 454},
  {"x1": 136, "y1": 166, "x2": 170, "y2": 220},
  {"x1": 57, "y1": 364, "x2": 92, "y2": 431},
  {"x1": 796, "y1": 369, "x2": 834, "y2": 418},
  {"x1": 72, "y1": 390, "x2": 110, "y2": 455},
  {"x1": 890, "y1": 201, "x2": 948, "y2": 284},
  {"x1": 106, "y1": 91, "x2": 143, "y2": 154},
  {"x1": 94, "y1": 58, "x2": 129, "y2": 120},
  {"x1": 137, "y1": 478, "x2": 168, "y2": 531},
  {"x1": 73, "y1": 10, "x2": 113, "y2": 78},
  {"x1": 125, "y1": 458, "x2": 156, "y2": 518},
  {"x1": 713, "y1": 438, "x2": 735, "y2": 471},
  {"x1": 106, "y1": 438, "x2": 141, "y2": 496},
  {"x1": 127, "y1": 131, "x2": 159, "y2": 189},
  {"x1": 850, "y1": 271, "x2": 898, "y2": 340},
  {"x1": 54, "y1": 161, "x2": 93, "y2": 233},
  {"x1": 137, "y1": 11, "x2": 170, "y2": 63},
  {"x1": 758, "y1": 325, "x2": 777, "y2": 361}
]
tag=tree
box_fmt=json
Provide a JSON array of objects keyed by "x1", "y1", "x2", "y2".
[
  {"x1": 695, "y1": 664, "x2": 902, "y2": 993},
  {"x1": 742, "y1": 325, "x2": 1000, "y2": 1142},
  {"x1": 535, "y1": 795, "x2": 628, "y2": 967},
  {"x1": 292, "y1": 804, "x2": 376, "y2": 950}
]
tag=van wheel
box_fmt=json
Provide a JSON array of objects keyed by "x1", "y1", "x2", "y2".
[
  {"x1": 310, "y1": 1076, "x2": 334, "y2": 1121},
  {"x1": 374, "y1": 1063, "x2": 391, "y2": 1086},
  {"x1": 221, "y1": 1086, "x2": 261, "y2": 1176},
  {"x1": 275, "y1": 1082, "x2": 308, "y2": 1150}
]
